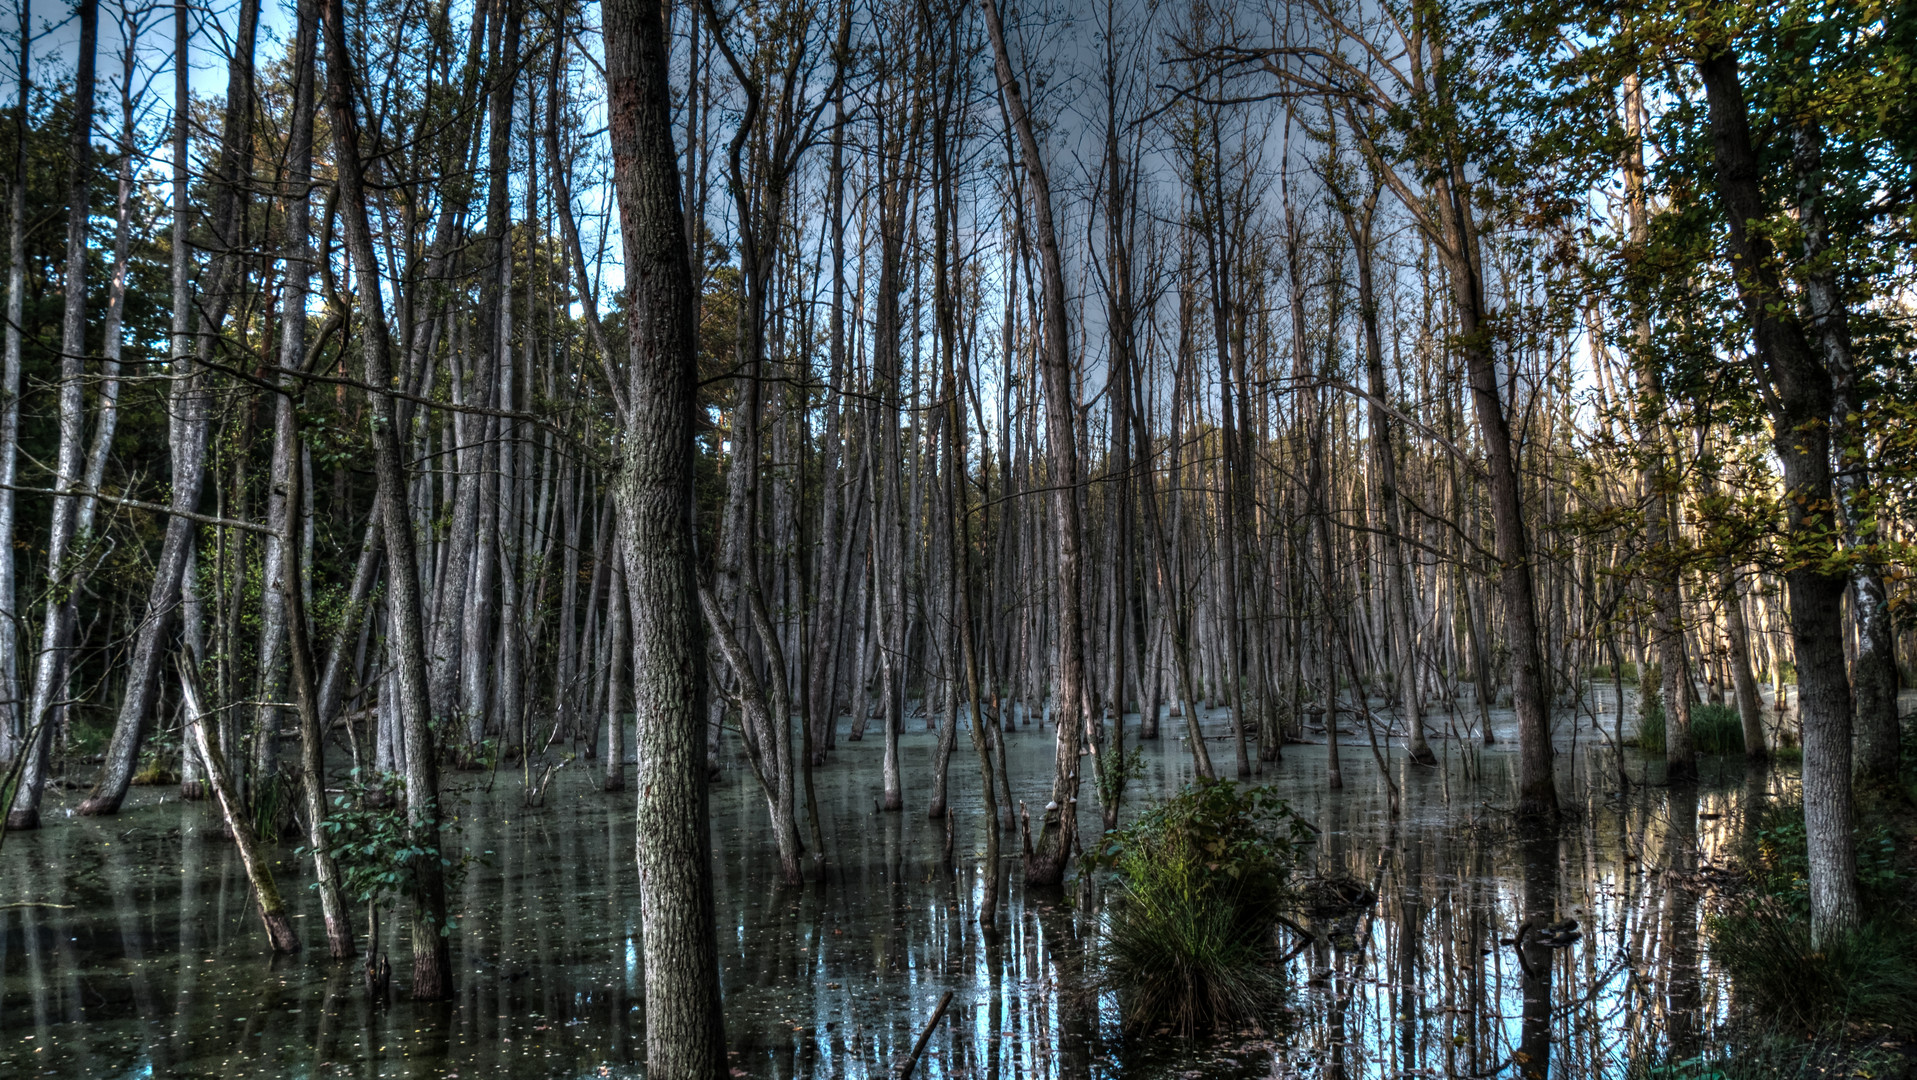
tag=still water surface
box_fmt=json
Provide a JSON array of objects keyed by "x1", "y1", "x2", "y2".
[{"x1": 1, "y1": 690, "x2": 1765, "y2": 1078}]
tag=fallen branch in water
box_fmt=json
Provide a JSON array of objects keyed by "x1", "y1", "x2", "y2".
[
  {"x1": 0, "y1": 902, "x2": 75, "y2": 910},
  {"x1": 895, "y1": 989, "x2": 954, "y2": 1079}
]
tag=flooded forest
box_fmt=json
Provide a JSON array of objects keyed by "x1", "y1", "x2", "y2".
[{"x1": 2, "y1": 0, "x2": 1915, "y2": 1074}]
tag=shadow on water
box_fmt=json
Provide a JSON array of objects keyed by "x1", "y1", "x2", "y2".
[{"x1": 1, "y1": 691, "x2": 1778, "y2": 1078}]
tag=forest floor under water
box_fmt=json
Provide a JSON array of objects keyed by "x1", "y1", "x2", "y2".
[{"x1": 1, "y1": 686, "x2": 1905, "y2": 1079}]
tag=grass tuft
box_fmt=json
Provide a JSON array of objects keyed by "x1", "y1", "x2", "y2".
[
  {"x1": 1092, "y1": 780, "x2": 1313, "y2": 1036},
  {"x1": 1636, "y1": 702, "x2": 1743, "y2": 756},
  {"x1": 1708, "y1": 904, "x2": 1917, "y2": 1036}
]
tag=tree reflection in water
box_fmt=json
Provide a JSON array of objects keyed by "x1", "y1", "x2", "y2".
[{"x1": 1, "y1": 708, "x2": 1760, "y2": 1078}]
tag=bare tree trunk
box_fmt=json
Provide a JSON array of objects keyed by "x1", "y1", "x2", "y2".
[
  {"x1": 251, "y1": 0, "x2": 321, "y2": 810},
  {"x1": 9, "y1": 0, "x2": 98, "y2": 829},
  {"x1": 1719, "y1": 562, "x2": 1766, "y2": 760},
  {"x1": 604, "y1": 0, "x2": 729, "y2": 1067},
  {"x1": 0, "y1": 0, "x2": 28, "y2": 766},
  {"x1": 984, "y1": 0, "x2": 1089, "y2": 886},
  {"x1": 322, "y1": 0, "x2": 453, "y2": 997},
  {"x1": 1335, "y1": 167, "x2": 1433, "y2": 766},
  {"x1": 180, "y1": 664, "x2": 300, "y2": 954},
  {"x1": 281, "y1": 396, "x2": 354, "y2": 959},
  {"x1": 604, "y1": 551, "x2": 629, "y2": 792},
  {"x1": 81, "y1": 0, "x2": 247, "y2": 818}
]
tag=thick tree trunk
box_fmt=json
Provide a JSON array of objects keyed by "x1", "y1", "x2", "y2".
[
  {"x1": 1698, "y1": 42, "x2": 1859, "y2": 946},
  {"x1": 603, "y1": 0, "x2": 729, "y2": 1069},
  {"x1": 1432, "y1": 203, "x2": 1557, "y2": 818},
  {"x1": 1790, "y1": 121, "x2": 1901, "y2": 786}
]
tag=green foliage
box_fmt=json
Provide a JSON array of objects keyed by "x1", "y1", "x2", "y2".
[
  {"x1": 1707, "y1": 798, "x2": 1917, "y2": 1037},
  {"x1": 1707, "y1": 907, "x2": 1917, "y2": 1037},
  {"x1": 1093, "y1": 742, "x2": 1147, "y2": 810},
  {"x1": 250, "y1": 772, "x2": 293, "y2": 841},
  {"x1": 1637, "y1": 692, "x2": 1666, "y2": 753},
  {"x1": 303, "y1": 769, "x2": 471, "y2": 937},
  {"x1": 1690, "y1": 704, "x2": 1746, "y2": 755},
  {"x1": 1590, "y1": 661, "x2": 1639, "y2": 683},
  {"x1": 1744, "y1": 803, "x2": 1903, "y2": 908},
  {"x1": 1637, "y1": 701, "x2": 1746, "y2": 756},
  {"x1": 1089, "y1": 781, "x2": 1315, "y2": 1036},
  {"x1": 1642, "y1": 1034, "x2": 1907, "y2": 1080}
]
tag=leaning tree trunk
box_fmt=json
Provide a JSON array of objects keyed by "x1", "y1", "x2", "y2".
[
  {"x1": 180, "y1": 663, "x2": 300, "y2": 954},
  {"x1": 281, "y1": 394, "x2": 355, "y2": 959},
  {"x1": 9, "y1": 0, "x2": 97, "y2": 830},
  {"x1": 79, "y1": 0, "x2": 256, "y2": 817},
  {"x1": 322, "y1": 0, "x2": 453, "y2": 998}
]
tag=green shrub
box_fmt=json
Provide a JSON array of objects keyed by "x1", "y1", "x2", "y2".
[
  {"x1": 1636, "y1": 702, "x2": 1745, "y2": 756},
  {"x1": 1745, "y1": 802, "x2": 1903, "y2": 907},
  {"x1": 1690, "y1": 704, "x2": 1745, "y2": 755},
  {"x1": 1638, "y1": 694, "x2": 1666, "y2": 753},
  {"x1": 1643, "y1": 1033, "x2": 1906, "y2": 1080},
  {"x1": 1708, "y1": 798, "x2": 1917, "y2": 1038},
  {"x1": 1708, "y1": 905, "x2": 1917, "y2": 1036},
  {"x1": 1592, "y1": 661, "x2": 1640, "y2": 684},
  {"x1": 304, "y1": 768, "x2": 473, "y2": 937},
  {"x1": 1090, "y1": 780, "x2": 1315, "y2": 1036}
]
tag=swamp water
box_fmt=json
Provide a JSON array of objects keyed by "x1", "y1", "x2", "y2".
[{"x1": 3, "y1": 691, "x2": 1769, "y2": 1078}]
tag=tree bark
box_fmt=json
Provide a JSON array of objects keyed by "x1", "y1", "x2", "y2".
[
  {"x1": 984, "y1": 0, "x2": 1089, "y2": 886},
  {"x1": 1697, "y1": 41, "x2": 1859, "y2": 946},
  {"x1": 180, "y1": 663, "x2": 300, "y2": 954},
  {"x1": 9, "y1": 0, "x2": 98, "y2": 829},
  {"x1": 322, "y1": 0, "x2": 454, "y2": 997},
  {"x1": 603, "y1": 0, "x2": 729, "y2": 1068},
  {"x1": 79, "y1": 0, "x2": 256, "y2": 817},
  {"x1": 0, "y1": 0, "x2": 28, "y2": 766}
]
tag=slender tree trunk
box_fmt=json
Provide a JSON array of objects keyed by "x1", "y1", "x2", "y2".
[
  {"x1": 1339, "y1": 175, "x2": 1433, "y2": 766},
  {"x1": 252, "y1": 0, "x2": 320, "y2": 810},
  {"x1": 322, "y1": 0, "x2": 453, "y2": 997},
  {"x1": 0, "y1": 0, "x2": 28, "y2": 766},
  {"x1": 9, "y1": 0, "x2": 98, "y2": 829},
  {"x1": 1719, "y1": 562, "x2": 1766, "y2": 759},
  {"x1": 985, "y1": 0, "x2": 1089, "y2": 886},
  {"x1": 281, "y1": 402, "x2": 354, "y2": 958},
  {"x1": 180, "y1": 664, "x2": 300, "y2": 954},
  {"x1": 604, "y1": 552, "x2": 629, "y2": 792}
]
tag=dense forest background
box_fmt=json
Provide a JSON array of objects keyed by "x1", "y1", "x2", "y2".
[{"x1": 0, "y1": 0, "x2": 1913, "y2": 1009}]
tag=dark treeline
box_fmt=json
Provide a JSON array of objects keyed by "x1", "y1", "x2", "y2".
[{"x1": 0, "y1": 0, "x2": 1912, "y2": 1069}]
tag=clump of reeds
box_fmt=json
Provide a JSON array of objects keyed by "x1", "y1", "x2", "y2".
[{"x1": 1091, "y1": 780, "x2": 1314, "y2": 1036}]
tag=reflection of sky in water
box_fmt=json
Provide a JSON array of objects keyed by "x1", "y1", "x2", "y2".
[{"x1": 0, "y1": 685, "x2": 1792, "y2": 1078}]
